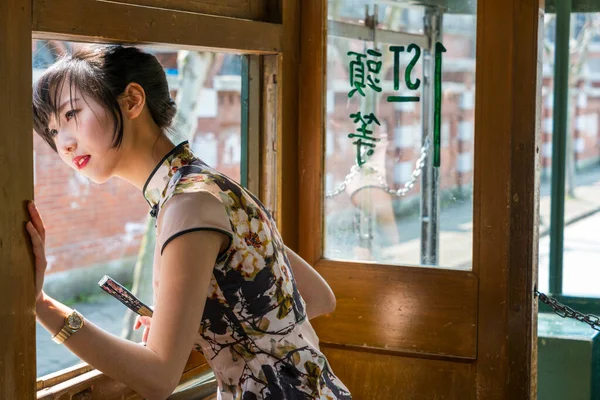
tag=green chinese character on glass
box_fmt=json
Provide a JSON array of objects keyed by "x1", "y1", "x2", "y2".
[
  {"x1": 348, "y1": 111, "x2": 381, "y2": 166},
  {"x1": 386, "y1": 44, "x2": 421, "y2": 103},
  {"x1": 347, "y1": 49, "x2": 382, "y2": 98}
]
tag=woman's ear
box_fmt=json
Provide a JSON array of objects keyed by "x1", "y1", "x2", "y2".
[{"x1": 120, "y1": 82, "x2": 146, "y2": 120}]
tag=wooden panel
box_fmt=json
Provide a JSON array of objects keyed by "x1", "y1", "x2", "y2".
[
  {"x1": 312, "y1": 260, "x2": 478, "y2": 359},
  {"x1": 32, "y1": 0, "x2": 283, "y2": 54},
  {"x1": 322, "y1": 346, "x2": 475, "y2": 400},
  {"x1": 111, "y1": 0, "x2": 271, "y2": 21},
  {"x1": 277, "y1": 0, "x2": 300, "y2": 247},
  {"x1": 474, "y1": 0, "x2": 541, "y2": 398},
  {"x1": 297, "y1": 0, "x2": 325, "y2": 265},
  {"x1": 0, "y1": 0, "x2": 34, "y2": 399},
  {"x1": 113, "y1": 0, "x2": 282, "y2": 22}
]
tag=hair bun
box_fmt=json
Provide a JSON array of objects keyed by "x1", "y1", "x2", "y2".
[{"x1": 159, "y1": 98, "x2": 177, "y2": 129}]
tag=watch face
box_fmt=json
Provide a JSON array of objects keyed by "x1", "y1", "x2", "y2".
[{"x1": 67, "y1": 313, "x2": 83, "y2": 330}]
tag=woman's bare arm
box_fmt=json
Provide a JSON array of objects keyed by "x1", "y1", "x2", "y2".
[
  {"x1": 36, "y1": 230, "x2": 226, "y2": 400},
  {"x1": 284, "y1": 246, "x2": 336, "y2": 319}
]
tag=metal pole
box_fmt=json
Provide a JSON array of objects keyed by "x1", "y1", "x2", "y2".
[
  {"x1": 421, "y1": 7, "x2": 442, "y2": 265},
  {"x1": 549, "y1": 0, "x2": 571, "y2": 295},
  {"x1": 357, "y1": 4, "x2": 378, "y2": 256}
]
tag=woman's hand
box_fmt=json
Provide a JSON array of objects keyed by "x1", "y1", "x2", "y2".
[
  {"x1": 26, "y1": 201, "x2": 47, "y2": 303},
  {"x1": 133, "y1": 315, "x2": 152, "y2": 344}
]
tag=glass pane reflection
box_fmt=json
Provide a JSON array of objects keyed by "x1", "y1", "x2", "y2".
[{"x1": 324, "y1": 0, "x2": 476, "y2": 269}]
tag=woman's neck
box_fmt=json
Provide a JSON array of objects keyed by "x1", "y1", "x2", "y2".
[{"x1": 114, "y1": 133, "x2": 176, "y2": 191}]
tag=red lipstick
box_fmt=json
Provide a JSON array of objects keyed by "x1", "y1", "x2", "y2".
[{"x1": 73, "y1": 155, "x2": 91, "y2": 170}]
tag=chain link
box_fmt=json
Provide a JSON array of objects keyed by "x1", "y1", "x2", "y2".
[
  {"x1": 535, "y1": 290, "x2": 600, "y2": 331},
  {"x1": 326, "y1": 136, "x2": 431, "y2": 199}
]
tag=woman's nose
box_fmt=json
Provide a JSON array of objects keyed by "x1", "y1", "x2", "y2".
[{"x1": 58, "y1": 136, "x2": 77, "y2": 154}]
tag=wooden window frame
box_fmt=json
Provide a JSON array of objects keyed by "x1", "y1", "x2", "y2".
[
  {"x1": 2, "y1": 0, "x2": 300, "y2": 398},
  {"x1": 296, "y1": 1, "x2": 541, "y2": 398},
  {"x1": 32, "y1": 0, "x2": 283, "y2": 54}
]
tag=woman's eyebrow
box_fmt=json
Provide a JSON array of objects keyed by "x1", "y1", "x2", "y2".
[{"x1": 57, "y1": 98, "x2": 81, "y2": 113}]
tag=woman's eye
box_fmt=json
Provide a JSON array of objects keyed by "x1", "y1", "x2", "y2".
[
  {"x1": 65, "y1": 109, "x2": 77, "y2": 121},
  {"x1": 49, "y1": 129, "x2": 58, "y2": 137}
]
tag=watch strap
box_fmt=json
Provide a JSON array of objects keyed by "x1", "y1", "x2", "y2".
[
  {"x1": 51, "y1": 310, "x2": 84, "y2": 344},
  {"x1": 52, "y1": 328, "x2": 72, "y2": 344}
]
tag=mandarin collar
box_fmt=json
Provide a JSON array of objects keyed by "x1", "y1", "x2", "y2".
[{"x1": 142, "y1": 141, "x2": 195, "y2": 214}]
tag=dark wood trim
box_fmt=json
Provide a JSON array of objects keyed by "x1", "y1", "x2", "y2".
[
  {"x1": 260, "y1": 0, "x2": 283, "y2": 24},
  {"x1": 297, "y1": 0, "x2": 326, "y2": 265},
  {"x1": 474, "y1": 0, "x2": 542, "y2": 397},
  {"x1": 32, "y1": 0, "x2": 283, "y2": 54},
  {"x1": 314, "y1": 258, "x2": 476, "y2": 279},
  {"x1": 320, "y1": 341, "x2": 477, "y2": 363},
  {"x1": 111, "y1": 0, "x2": 274, "y2": 22},
  {"x1": 277, "y1": 0, "x2": 300, "y2": 248},
  {"x1": 0, "y1": 0, "x2": 35, "y2": 398}
]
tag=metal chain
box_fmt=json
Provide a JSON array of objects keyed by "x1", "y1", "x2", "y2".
[
  {"x1": 326, "y1": 136, "x2": 431, "y2": 199},
  {"x1": 325, "y1": 164, "x2": 361, "y2": 199},
  {"x1": 535, "y1": 290, "x2": 600, "y2": 331},
  {"x1": 381, "y1": 137, "x2": 430, "y2": 197}
]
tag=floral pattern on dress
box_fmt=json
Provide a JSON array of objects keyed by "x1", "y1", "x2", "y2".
[{"x1": 143, "y1": 142, "x2": 352, "y2": 400}]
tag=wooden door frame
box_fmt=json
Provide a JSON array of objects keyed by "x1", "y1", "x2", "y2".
[
  {"x1": 1, "y1": 1, "x2": 35, "y2": 399},
  {"x1": 296, "y1": 0, "x2": 542, "y2": 398},
  {"x1": 1, "y1": 0, "x2": 300, "y2": 397},
  {"x1": 474, "y1": 1, "x2": 541, "y2": 397}
]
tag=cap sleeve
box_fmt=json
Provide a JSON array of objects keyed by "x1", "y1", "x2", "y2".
[{"x1": 156, "y1": 190, "x2": 233, "y2": 261}]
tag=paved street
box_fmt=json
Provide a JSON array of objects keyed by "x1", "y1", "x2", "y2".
[
  {"x1": 37, "y1": 165, "x2": 600, "y2": 378},
  {"x1": 538, "y1": 210, "x2": 600, "y2": 297}
]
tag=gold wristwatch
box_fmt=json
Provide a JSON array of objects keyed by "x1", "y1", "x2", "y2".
[{"x1": 52, "y1": 310, "x2": 85, "y2": 344}]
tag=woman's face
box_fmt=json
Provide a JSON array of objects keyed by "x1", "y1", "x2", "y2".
[{"x1": 47, "y1": 82, "x2": 124, "y2": 184}]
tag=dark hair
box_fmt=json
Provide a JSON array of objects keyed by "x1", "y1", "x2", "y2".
[{"x1": 32, "y1": 45, "x2": 177, "y2": 152}]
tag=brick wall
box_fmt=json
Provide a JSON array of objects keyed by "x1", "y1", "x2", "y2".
[{"x1": 34, "y1": 134, "x2": 148, "y2": 274}]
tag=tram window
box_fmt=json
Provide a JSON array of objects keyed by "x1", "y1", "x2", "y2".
[
  {"x1": 32, "y1": 40, "x2": 244, "y2": 377},
  {"x1": 537, "y1": 12, "x2": 600, "y2": 298},
  {"x1": 323, "y1": 1, "x2": 476, "y2": 270}
]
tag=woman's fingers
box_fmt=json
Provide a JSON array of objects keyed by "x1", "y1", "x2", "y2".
[
  {"x1": 26, "y1": 222, "x2": 46, "y2": 266},
  {"x1": 28, "y1": 201, "x2": 46, "y2": 243},
  {"x1": 135, "y1": 316, "x2": 151, "y2": 344},
  {"x1": 133, "y1": 316, "x2": 151, "y2": 330},
  {"x1": 142, "y1": 326, "x2": 150, "y2": 343}
]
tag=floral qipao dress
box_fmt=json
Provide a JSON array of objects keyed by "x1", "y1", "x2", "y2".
[{"x1": 143, "y1": 141, "x2": 352, "y2": 400}]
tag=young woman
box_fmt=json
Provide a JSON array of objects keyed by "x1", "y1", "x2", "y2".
[{"x1": 29, "y1": 45, "x2": 352, "y2": 400}]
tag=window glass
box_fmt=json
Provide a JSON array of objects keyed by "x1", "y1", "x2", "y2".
[
  {"x1": 33, "y1": 40, "x2": 242, "y2": 377},
  {"x1": 537, "y1": 13, "x2": 600, "y2": 297},
  {"x1": 324, "y1": 1, "x2": 476, "y2": 269}
]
